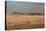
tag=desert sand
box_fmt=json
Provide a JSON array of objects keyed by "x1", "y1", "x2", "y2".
[{"x1": 6, "y1": 14, "x2": 44, "y2": 30}]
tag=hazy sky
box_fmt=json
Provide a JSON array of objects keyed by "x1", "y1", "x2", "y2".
[{"x1": 7, "y1": 1, "x2": 44, "y2": 13}]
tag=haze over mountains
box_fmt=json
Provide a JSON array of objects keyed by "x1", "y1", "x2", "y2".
[{"x1": 7, "y1": 1, "x2": 44, "y2": 14}]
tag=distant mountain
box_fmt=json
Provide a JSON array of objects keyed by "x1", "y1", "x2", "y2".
[{"x1": 11, "y1": 12, "x2": 44, "y2": 15}]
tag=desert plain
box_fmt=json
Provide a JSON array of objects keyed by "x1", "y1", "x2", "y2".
[{"x1": 6, "y1": 14, "x2": 45, "y2": 30}]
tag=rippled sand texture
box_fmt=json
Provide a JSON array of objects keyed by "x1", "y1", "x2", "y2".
[{"x1": 6, "y1": 15, "x2": 44, "y2": 30}]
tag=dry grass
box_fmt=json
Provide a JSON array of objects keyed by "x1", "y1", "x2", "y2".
[{"x1": 6, "y1": 15, "x2": 45, "y2": 30}]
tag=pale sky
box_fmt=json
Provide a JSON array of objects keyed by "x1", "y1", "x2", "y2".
[{"x1": 7, "y1": 1, "x2": 44, "y2": 13}]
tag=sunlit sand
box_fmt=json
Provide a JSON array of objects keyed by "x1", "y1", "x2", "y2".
[{"x1": 6, "y1": 14, "x2": 44, "y2": 30}]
